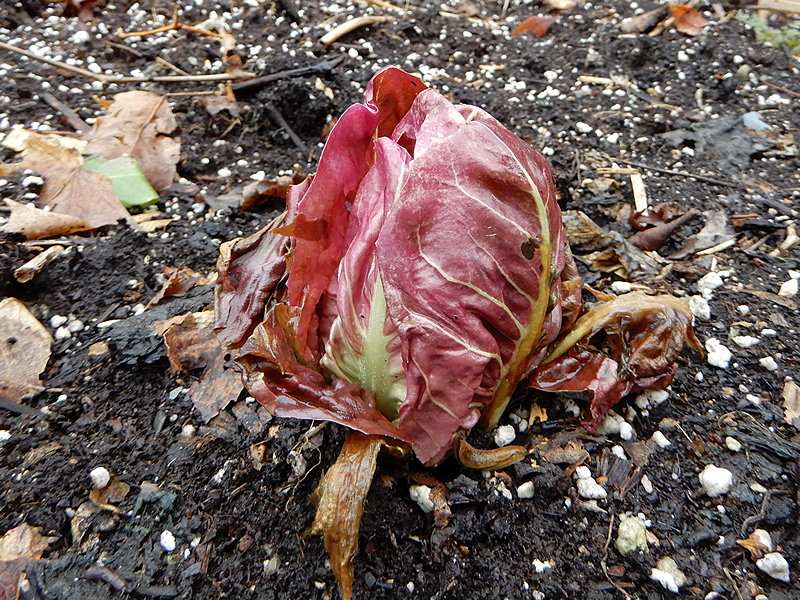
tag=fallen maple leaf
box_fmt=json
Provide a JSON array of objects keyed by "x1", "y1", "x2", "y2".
[
  {"x1": 83, "y1": 91, "x2": 181, "y2": 192},
  {"x1": 0, "y1": 298, "x2": 52, "y2": 402},
  {"x1": 512, "y1": 15, "x2": 556, "y2": 37},
  {"x1": 0, "y1": 132, "x2": 133, "y2": 228},
  {"x1": 668, "y1": 4, "x2": 707, "y2": 36}
]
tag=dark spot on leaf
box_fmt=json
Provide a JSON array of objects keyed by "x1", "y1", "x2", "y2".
[{"x1": 521, "y1": 237, "x2": 540, "y2": 260}]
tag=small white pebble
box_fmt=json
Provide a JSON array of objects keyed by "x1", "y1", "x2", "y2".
[
  {"x1": 697, "y1": 272, "x2": 724, "y2": 298},
  {"x1": 619, "y1": 421, "x2": 634, "y2": 441},
  {"x1": 217, "y1": 167, "x2": 232, "y2": 178},
  {"x1": 493, "y1": 424, "x2": 516, "y2": 447},
  {"x1": 89, "y1": 466, "x2": 110, "y2": 489},
  {"x1": 752, "y1": 529, "x2": 773, "y2": 551},
  {"x1": 596, "y1": 411, "x2": 624, "y2": 435},
  {"x1": 737, "y1": 305, "x2": 750, "y2": 315},
  {"x1": 635, "y1": 389, "x2": 669, "y2": 409},
  {"x1": 705, "y1": 338, "x2": 731, "y2": 369},
  {"x1": 50, "y1": 315, "x2": 68, "y2": 328},
  {"x1": 688, "y1": 296, "x2": 711, "y2": 320},
  {"x1": 575, "y1": 465, "x2": 592, "y2": 479},
  {"x1": 759, "y1": 356, "x2": 778, "y2": 370},
  {"x1": 576, "y1": 477, "x2": 607, "y2": 499},
  {"x1": 180, "y1": 424, "x2": 195, "y2": 439},
  {"x1": 54, "y1": 326, "x2": 72, "y2": 341},
  {"x1": 732, "y1": 335, "x2": 760, "y2": 349},
  {"x1": 532, "y1": 559, "x2": 553, "y2": 573},
  {"x1": 756, "y1": 552, "x2": 790, "y2": 582},
  {"x1": 0, "y1": 431, "x2": 10, "y2": 442},
  {"x1": 651, "y1": 431, "x2": 671, "y2": 448},
  {"x1": 611, "y1": 445, "x2": 627, "y2": 459},
  {"x1": 22, "y1": 175, "x2": 44, "y2": 187},
  {"x1": 651, "y1": 569, "x2": 679, "y2": 593},
  {"x1": 778, "y1": 278, "x2": 798, "y2": 297},
  {"x1": 699, "y1": 464, "x2": 733, "y2": 497},
  {"x1": 641, "y1": 474, "x2": 654, "y2": 494},
  {"x1": 760, "y1": 328, "x2": 777, "y2": 337},
  {"x1": 67, "y1": 320, "x2": 84, "y2": 333},
  {"x1": 611, "y1": 281, "x2": 631, "y2": 294},
  {"x1": 517, "y1": 481, "x2": 535, "y2": 499},
  {"x1": 409, "y1": 484, "x2": 434, "y2": 513},
  {"x1": 725, "y1": 437, "x2": 742, "y2": 452},
  {"x1": 160, "y1": 530, "x2": 176, "y2": 552},
  {"x1": 575, "y1": 122, "x2": 593, "y2": 134}
]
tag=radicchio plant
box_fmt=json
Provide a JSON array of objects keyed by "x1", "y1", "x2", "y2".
[{"x1": 214, "y1": 67, "x2": 700, "y2": 599}]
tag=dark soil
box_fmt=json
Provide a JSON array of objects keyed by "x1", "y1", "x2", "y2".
[{"x1": 1, "y1": 1, "x2": 799, "y2": 599}]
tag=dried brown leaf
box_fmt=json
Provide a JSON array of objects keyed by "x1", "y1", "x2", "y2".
[
  {"x1": 83, "y1": 91, "x2": 180, "y2": 192},
  {"x1": 310, "y1": 434, "x2": 384, "y2": 600},
  {"x1": 737, "y1": 531, "x2": 770, "y2": 560},
  {"x1": 512, "y1": 15, "x2": 556, "y2": 37},
  {"x1": 159, "y1": 311, "x2": 243, "y2": 421},
  {"x1": 0, "y1": 524, "x2": 55, "y2": 562},
  {"x1": 0, "y1": 199, "x2": 89, "y2": 240},
  {"x1": 0, "y1": 298, "x2": 52, "y2": 402},
  {"x1": 620, "y1": 6, "x2": 669, "y2": 33},
  {"x1": 783, "y1": 380, "x2": 800, "y2": 428},
  {"x1": 668, "y1": 4, "x2": 708, "y2": 36},
  {"x1": 0, "y1": 524, "x2": 56, "y2": 600},
  {"x1": 0, "y1": 133, "x2": 131, "y2": 228},
  {"x1": 88, "y1": 477, "x2": 131, "y2": 513},
  {"x1": 146, "y1": 264, "x2": 211, "y2": 309}
]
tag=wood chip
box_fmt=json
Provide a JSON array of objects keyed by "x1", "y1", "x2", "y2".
[{"x1": 319, "y1": 16, "x2": 391, "y2": 46}]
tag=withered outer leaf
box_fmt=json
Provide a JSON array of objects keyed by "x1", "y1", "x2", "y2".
[
  {"x1": 544, "y1": 292, "x2": 703, "y2": 374},
  {"x1": 310, "y1": 433, "x2": 385, "y2": 600}
]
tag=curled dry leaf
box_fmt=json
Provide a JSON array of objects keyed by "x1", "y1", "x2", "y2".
[
  {"x1": 512, "y1": 15, "x2": 556, "y2": 37},
  {"x1": 158, "y1": 311, "x2": 242, "y2": 422},
  {"x1": 88, "y1": 476, "x2": 131, "y2": 513},
  {"x1": 0, "y1": 199, "x2": 89, "y2": 240},
  {"x1": 0, "y1": 298, "x2": 52, "y2": 402},
  {"x1": 668, "y1": 4, "x2": 708, "y2": 36},
  {"x1": 146, "y1": 264, "x2": 213, "y2": 309},
  {"x1": 309, "y1": 433, "x2": 385, "y2": 600},
  {"x1": 532, "y1": 292, "x2": 703, "y2": 430},
  {"x1": 627, "y1": 208, "x2": 700, "y2": 251},
  {"x1": 83, "y1": 91, "x2": 180, "y2": 192},
  {"x1": 0, "y1": 524, "x2": 56, "y2": 600},
  {"x1": 783, "y1": 380, "x2": 800, "y2": 428}
]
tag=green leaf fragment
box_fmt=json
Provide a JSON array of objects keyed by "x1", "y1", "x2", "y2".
[{"x1": 82, "y1": 154, "x2": 159, "y2": 208}]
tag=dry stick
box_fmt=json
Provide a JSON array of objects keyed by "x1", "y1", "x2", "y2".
[
  {"x1": 616, "y1": 158, "x2": 743, "y2": 188},
  {"x1": 319, "y1": 15, "x2": 392, "y2": 46},
  {"x1": 761, "y1": 80, "x2": 800, "y2": 98},
  {"x1": 230, "y1": 55, "x2": 346, "y2": 93},
  {"x1": 40, "y1": 92, "x2": 91, "y2": 134},
  {"x1": 264, "y1": 102, "x2": 308, "y2": 154},
  {"x1": 0, "y1": 40, "x2": 247, "y2": 84}
]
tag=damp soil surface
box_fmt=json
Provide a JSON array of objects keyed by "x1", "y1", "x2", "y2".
[{"x1": 1, "y1": 1, "x2": 799, "y2": 599}]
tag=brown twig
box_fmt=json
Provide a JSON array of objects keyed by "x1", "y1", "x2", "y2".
[
  {"x1": 264, "y1": 102, "x2": 308, "y2": 154},
  {"x1": 762, "y1": 80, "x2": 800, "y2": 98},
  {"x1": 616, "y1": 159, "x2": 743, "y2": 188},
  {"x1": 40, "y1": 92, "x2": 91, "y2": 134},
  {"x1": 0, "y1": 40, "x2": 250, "y2": 83},
  {"x1": 230, "y1": 55, "x2": 346, "y2": 93}
]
